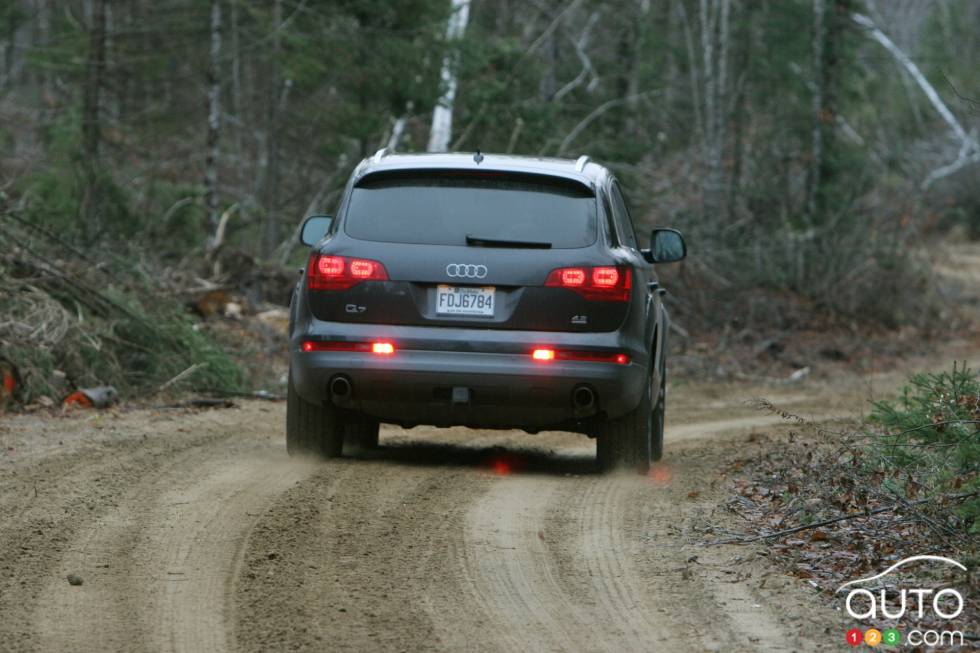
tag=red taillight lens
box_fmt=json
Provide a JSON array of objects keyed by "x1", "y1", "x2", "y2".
[
  {"x1": 302, "y1": 340, "x2": 396, "y2": 356},
  {"x1": 317, "y1": 256, "x2": 345, "y2": 277},
  {"x1": 307, "y1": 254, "x2": 388, "y2": 290},
  {"x1": 545, "y1": 266, "x2": 631, "y2": 302},
  {"x1": 350, "y1": 259, "x2": 380, "y2": 278},
  {"x1": 530, "y1": 348, "x2": 630, "y2": 364},
  {"x1": 560, "y1": 268, "x2": 587, "y2": 286},
  {"x1": 592, "y1": 267, "x2": 619, "y2": 287},
  {"x1": 302, "y1": 341, "x2": 369, "y2": 352}
]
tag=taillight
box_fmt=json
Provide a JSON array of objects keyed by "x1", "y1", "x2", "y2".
[
  {"x1": 545, "y1": 266, "x2": 631, "y2": 301},
  {"x1": 302, "y1": 340, "x2": 397, "y2": 356},
  {"x1": 530, "y1": 349, "x2": 630, "y2": 365},
  {"x1": 532, "y1": 348, "x2": 556, "y2": 361},
  {"x1": 371, "y1": 342, "x2": 395, "y2": 355},
  {"x1": 307, "y1": 254, "x2": 388, "y2": 290},
  {"x1": 559, "y1": 269, "x2": 586, "y2": 286}
]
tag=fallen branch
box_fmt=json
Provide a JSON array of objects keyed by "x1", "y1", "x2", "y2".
[
  {"x1": 887, "y1": 489, "x2": 961, "y2": 544},
  {"x1": 849, "y1": 419, "x2": 980, "y2": 440},
  {"x1": 157, "y1": 363, "x2": 207, "y2": 394},
  {"x1": 705, "y1": 491, "x2": 978, "y2": 545},
  {"x1": 160, "y1": 397, "x2": 236, "y2": 410}
]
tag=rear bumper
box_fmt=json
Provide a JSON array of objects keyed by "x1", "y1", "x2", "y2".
[{"x1": 290, "y1": 322, "x2": 647, "y2": 431}]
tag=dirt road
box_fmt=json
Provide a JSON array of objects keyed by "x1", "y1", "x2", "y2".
[{"x1": 0, "y1": 348, "x2": 976, "y2": 652}]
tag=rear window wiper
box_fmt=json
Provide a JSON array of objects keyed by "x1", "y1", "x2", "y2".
[{"x1": 465, "y1": 234, "x2": 553, "y2": 249}]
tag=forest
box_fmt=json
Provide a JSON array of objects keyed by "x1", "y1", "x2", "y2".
[
  {"x1": 0, "y1": 5, "x2": 978, "y2": 647},
  {"x1": 1, "y1": 0, "x2": 979, "y2": 397}
]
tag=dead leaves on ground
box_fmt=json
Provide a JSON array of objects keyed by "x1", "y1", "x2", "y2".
[{"x1": 709, "y1": 430, "x2": 978, "y2": 643}]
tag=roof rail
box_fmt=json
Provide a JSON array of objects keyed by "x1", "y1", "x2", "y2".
[
  {"x1": 373, "y1": 147, "x2": 390, "y2": 163},
  {"x1": 574, "y1": 155, "x2": 590, "y2": 172}
]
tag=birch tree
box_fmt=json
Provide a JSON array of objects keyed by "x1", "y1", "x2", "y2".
[
  {"x1": 427, "y1": 0, "x2": 471, "y2": 153},
  {"x1": 204, "y1": 0, "x2": 222, "y2": 248},
  {"x1": 851, "y1": 12, "x2": 980, "y2": 190}
]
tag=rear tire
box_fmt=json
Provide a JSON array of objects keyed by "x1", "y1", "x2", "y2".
[
  {"x1": 597, "y1": 371, "x2": 653, "y2": 474},
  {"x1": 286, "y1": 371, "x2": 344, "y2": 458},
  {"x1": 345, "y1": 416, "x2": 380, "y2": 453},
  {"x1": 651, "y1": 364, "x2": 666, "y2": 463}
]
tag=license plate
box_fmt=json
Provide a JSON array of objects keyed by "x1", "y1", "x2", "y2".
[{"x1": 436, "y1": 285, "x2": 495, "y2": 316}]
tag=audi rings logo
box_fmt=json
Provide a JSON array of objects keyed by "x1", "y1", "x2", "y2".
[{"x1": 446, "y1": 263, "x2": 488, "y2": 279}]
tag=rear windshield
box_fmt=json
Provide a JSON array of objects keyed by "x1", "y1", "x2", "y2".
[{"x1": 344, "y1": 172, "x2": 597, "y2": 248}]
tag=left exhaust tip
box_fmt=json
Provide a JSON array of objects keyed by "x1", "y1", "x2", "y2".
[{"x1": 329, "y1": 375, "x2": 352, "y2": 401}]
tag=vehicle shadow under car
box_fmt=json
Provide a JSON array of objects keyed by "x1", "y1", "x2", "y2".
[{"x1": 344, "y1": 440, "x2": 599, "y2": 476}]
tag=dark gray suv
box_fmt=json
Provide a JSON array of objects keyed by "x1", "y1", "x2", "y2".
[{"x1": 287, "y1": 151, "x2": 686, "y2": 472}]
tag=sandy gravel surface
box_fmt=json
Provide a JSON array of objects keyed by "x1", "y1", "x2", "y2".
[{"x1": 0, "y1": 345, "x2": 976, "y2": 652}]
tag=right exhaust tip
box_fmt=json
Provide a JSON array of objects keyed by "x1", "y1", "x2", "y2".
[{"x1": 572, "y1": 385, "x2": 596, "y2": 411}]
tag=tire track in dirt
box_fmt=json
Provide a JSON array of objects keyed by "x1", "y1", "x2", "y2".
[
  {"x1": 450, "y1": 476, "x2": 589, "y2": 652},
  {"x1": 233, "y1": 442, "x2": 494, "y2": 652},
  {"x1": 30, "y1": 415, "x2": 318, "y2": 653},
  {"x1": 13, "y1": 355, "x2": 980, "y2": 652},
  {"x1": 0, "y1": 408, "x2": 268, "y2": 652},
  {"x1": 234, "y1": 421, "x2": 843, "y2": 652}
]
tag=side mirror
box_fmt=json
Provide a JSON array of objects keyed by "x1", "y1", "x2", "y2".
[
  {"x1": 643, "y1": 228, "x2": 687, "y2": 264},
  {"x1": 299, "y1": 215, "x2": 333, "y2": 246}
]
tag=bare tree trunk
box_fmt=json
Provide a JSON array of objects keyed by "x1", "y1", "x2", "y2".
[
  {"x1": 728, "y1": 1, "x2": 756, "y2": 217},
  {"x1": 263, "y1": 0, "x2": 284, "y2": 259},
  {"x1": 804, "y1": 0, "x2": 826, "y2": 226},
  {"x1": 230, "y1": 0, "x2": 243, "y2": 157},
  {"x1": 104, "y1": 2, "x2": 118, "y2": 122},
  {"x1": 677, "y1": 2, "x2": 704, "y2": 144},
  {"x1": 625, "y1": 0, "x2": 650, "y2": 139},
  {"x1": 427, "y1": 0, "x2": 471, "y2": 153},
  {"x1": 3, "y1": 0, "x2": 34, "y2": 90},
  {"x1": 810, "y1": 0, "x2": 848, "y2": 220},
  {"x1": 553, "y1": 12, "x2": 598, "y2": 103},
  {"x1": 205, "y1": 0, "x2": 223, "y2": 247},
  {"x1": 700, "y1": 0, "x2": 730, "y2": 219},
  {"x1": 506, "y1": 117, "x2": 524, "y2": 153},
  {"x1": 387, "y1": 102, "x2": 413, "y2": 150},
  {"x1": 81, "y1": 0, "x2": 106, "y2": 228},
  {"x1": 540, "y1": 21, "x2": 558, "y2": 102},
  {"x1": 37, "y1": 0, "x2": 52, "y2": 98}
]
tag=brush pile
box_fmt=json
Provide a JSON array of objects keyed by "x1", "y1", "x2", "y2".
[{"x1": 0, "y1": 212, "x2": 244, "y2": 406}]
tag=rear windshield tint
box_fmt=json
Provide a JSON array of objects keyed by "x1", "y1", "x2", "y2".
[{"x1": 344, "y1": 172, "x2": 597, "y2": 248}]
